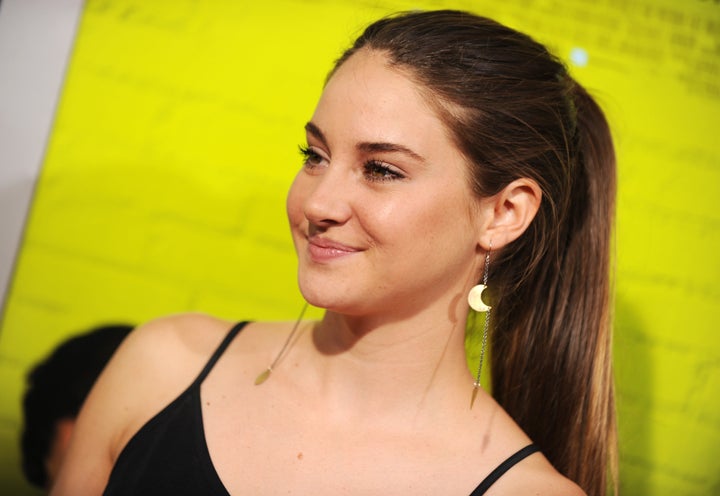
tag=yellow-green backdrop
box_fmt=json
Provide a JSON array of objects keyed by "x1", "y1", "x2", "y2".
[{"x1": 1, "y1": 0, "x2": 718, "y2": 494}]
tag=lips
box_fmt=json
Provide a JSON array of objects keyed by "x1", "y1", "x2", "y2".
[{"x1": 307, "y1": 236, "x2": 361, "y2": 262}]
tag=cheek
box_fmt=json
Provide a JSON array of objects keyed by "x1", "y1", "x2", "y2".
[
  {"x1": 359, "y1": 196, "x2": 447, "y2": 249},
  {"x1": 409, "y1": 191, "x2": 477, "y2": 247}
]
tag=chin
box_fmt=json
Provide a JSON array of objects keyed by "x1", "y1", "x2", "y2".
[
  {"x1": 297, "y1": 280, "x2": 362, "y2": 315},
  {"x1": 297, "y1": 282, "x2": 338, "y2": 311}
]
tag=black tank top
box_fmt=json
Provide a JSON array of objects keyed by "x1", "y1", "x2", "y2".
[{"x1": 103, "y1": 321, "x2": 539, "y2": 495}]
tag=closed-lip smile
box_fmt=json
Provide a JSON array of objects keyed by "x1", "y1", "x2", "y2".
[{"x1": 307, "y1": 236, "x2": 361, "y2": 261}]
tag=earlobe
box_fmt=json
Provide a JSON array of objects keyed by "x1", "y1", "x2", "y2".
[{"x1": 479, "y1": 178, "x2": 542, "y2": 250}]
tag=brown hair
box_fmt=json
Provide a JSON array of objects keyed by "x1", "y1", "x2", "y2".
[{"x1": 333, "y1": 10, "x2": 617, "y2": 496}]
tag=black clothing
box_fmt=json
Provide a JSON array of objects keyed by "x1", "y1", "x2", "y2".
[{"x1": 104, "y1": 321, "x2": 539, "y2": 495}]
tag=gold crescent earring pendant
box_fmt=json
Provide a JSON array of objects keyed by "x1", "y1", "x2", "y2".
[{"x1": 468, "y1": 284, "x2": 491, "y2": 312}]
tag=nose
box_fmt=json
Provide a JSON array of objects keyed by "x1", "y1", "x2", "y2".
[{"x1": 300, "y1": 166, "x2": 353, "y2": 228}]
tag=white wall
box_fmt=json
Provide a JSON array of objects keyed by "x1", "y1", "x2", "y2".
[{"x1": 0, "y1": 0, "x2": 84, "y2": 319}]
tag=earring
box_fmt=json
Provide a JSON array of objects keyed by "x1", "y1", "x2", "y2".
[
  {"x1": 255, "y1": 302, "x2": 309, "y2": 385},
  {"x1": 468, "y1": 285, "x2": 491, "y2": 312},
  {"x1": 469, "y1": 245, "x2": 492, "y2": 408}
]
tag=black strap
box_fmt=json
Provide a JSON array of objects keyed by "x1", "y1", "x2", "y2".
[
  {"x1": 470, "y1": 444, "x2": 540, "y2": 495},
  {"x1": 193, "y1": 321, "x2": 249, "y2": 385}
]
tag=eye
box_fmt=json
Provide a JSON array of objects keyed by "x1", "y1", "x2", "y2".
[
  {"x1": 298, "y1": 145, "x2": 327, "y2": 169},
  {"x1": 363, "y1": 160, "x2": 405, "y2": 182}
]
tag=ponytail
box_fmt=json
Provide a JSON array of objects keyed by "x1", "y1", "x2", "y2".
[{"x1": 490, "y1": 82, "x2": 617, "y2": 496}]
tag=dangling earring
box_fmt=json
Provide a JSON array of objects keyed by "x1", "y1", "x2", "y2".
[
  {"x1": 468, "y1": 244, "x2": 492, "y2": 408},
  {"x1": 254, "y1": 302, "x2": 309, "y2": 385}
]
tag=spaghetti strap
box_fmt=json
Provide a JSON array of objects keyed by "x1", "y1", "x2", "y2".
[
  {"x1": 193, "y1": 321, "x2": 249, "y2": 385},
  {"x1": 469, "y1": 444, "x2": 540, "y2": 495}
]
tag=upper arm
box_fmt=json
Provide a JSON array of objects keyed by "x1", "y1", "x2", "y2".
[{"x1": 50, "y1": 313, "x2": 229, "y2": 496}]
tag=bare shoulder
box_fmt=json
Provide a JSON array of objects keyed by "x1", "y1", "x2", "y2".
[
  {"x1": 461, "y1": 396, "x2": 585, "y2": 496},
  {"x1": 97, "y1": 314, "x2": 234, "y2": 400},
  {"x1": 124, "y1": 311, "x2": 237, "y2": 354},
  {"x1": 490, "y1": 452, "x2": 586, "y2": 496},
  {"x1": 105, "y1": 313, "x2": 238, "y2": 426},
  {"x1": 112, "y1": 316, "x2": 302, "y2": 399},
  {"x1": 50, "y1": 313, "x2": 238, "y2": 495}
]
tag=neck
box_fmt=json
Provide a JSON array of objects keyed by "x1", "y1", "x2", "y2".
[{"x1": 297, "y1": 303, "x2": 475, "y2": 424}]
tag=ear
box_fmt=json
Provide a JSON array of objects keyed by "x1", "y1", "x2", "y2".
[
  {"x1": 45, "y1": 417, "x2": 77, "y2": 486},
  {"x1": 477, "y1": 178, "x2": 542, "y2": 250}
]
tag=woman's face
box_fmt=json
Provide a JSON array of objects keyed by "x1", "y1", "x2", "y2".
[{"x1": 287, "y1": 49, "x2": 483, "y2": 318}]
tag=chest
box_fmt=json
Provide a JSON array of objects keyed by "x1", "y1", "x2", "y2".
[{"x1": 202, "y1": 395, "x2": 486, "y2": 495}]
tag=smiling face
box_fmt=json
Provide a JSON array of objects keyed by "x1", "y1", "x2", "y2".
[{"x1": 287, "y1": 49, "x2": 485, "y2": 319}]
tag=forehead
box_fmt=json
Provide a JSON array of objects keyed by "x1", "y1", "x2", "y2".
[
  {"x1": 312, "y1": 49, "x2": 455, "y2": 150},
  {"x1": 323, "y1": 49, "x2": 423, "y2": 103}
]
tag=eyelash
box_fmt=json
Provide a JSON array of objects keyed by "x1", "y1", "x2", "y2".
[
  {"x1": 298, "y1": 145, "x2": 405, "y2": 183},
  {"x1": 298, "y1": 145, "x2": 325, "y2": 168},
  {"x1": 362, "y1": 159, "x2": 404, "y2": 182}
]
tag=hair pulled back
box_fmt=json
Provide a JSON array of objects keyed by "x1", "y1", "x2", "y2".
[{"x1": 333, "y1": 10, "x2": 617, "y2": 495}]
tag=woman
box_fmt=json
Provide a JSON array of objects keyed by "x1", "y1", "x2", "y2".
[{"x1": 52, "y1": 9, "x2": 616, "y2": 496}]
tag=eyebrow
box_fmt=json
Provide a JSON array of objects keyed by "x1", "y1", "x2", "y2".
[
  {"x1": 305, "y1": 121, "x2": 426, "y2": 163},
  {"x1": 305, "y1": 122, "x2": 328, "y2": 148},
  {"x1": 357, "y1": 141, "x2": 425, "y2": 162}
]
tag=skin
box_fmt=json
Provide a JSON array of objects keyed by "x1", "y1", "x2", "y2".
[
  {"x1": 51, "y1": 49, "x2": 581, "y2": 495},
  {"x1": 44, "y1": 418, "x2": 75, "y2": 491}
]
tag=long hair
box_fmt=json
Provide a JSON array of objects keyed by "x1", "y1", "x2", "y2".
[{"x1": 332, "y1": 10, "x2": 617, "y2": 495}]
